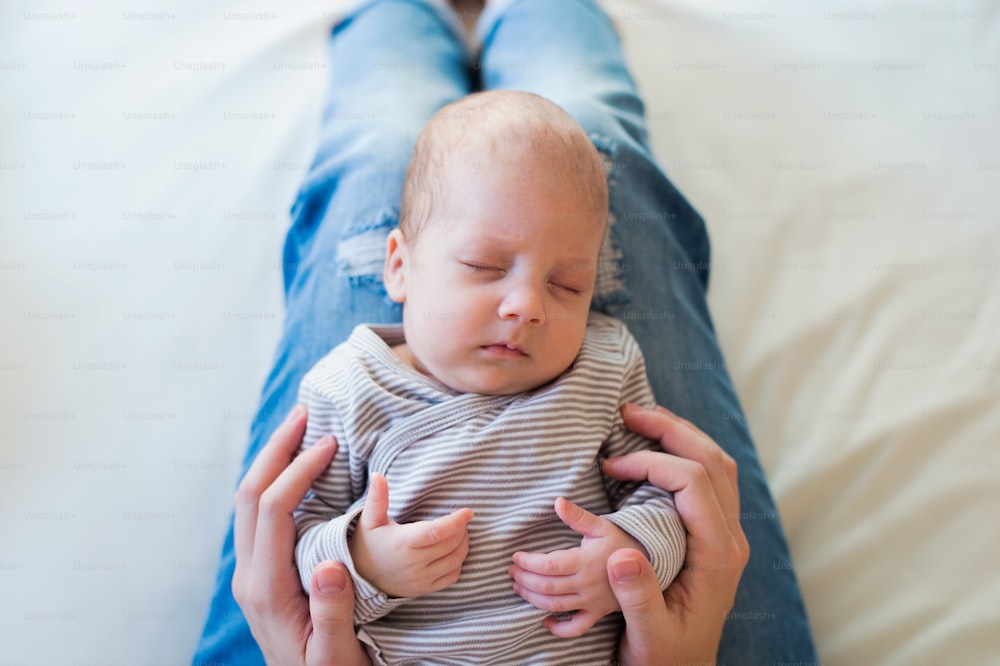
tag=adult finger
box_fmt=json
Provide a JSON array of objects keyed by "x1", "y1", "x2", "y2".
[
  {"x1": 251, "y1": 435, "x2": 338, "y2": 593},
  {"x1": 233, "y1": 405, "x2": 309, "y2": 577},
  {"x1": 307, "y1": 562, "x2": 369, "y2": 666},
  {"x1": 607, "y1": 548, "x2": 669, "y2": 662},
  {"x1": 615, "y1": 404, "x2": 741, "y2": 536},
  {"x1": 603, "y1": 450, "x2": 729, "y2": 551},
  {"x1": 619, "y1": 404, "x2": 730, "y2": 482}
]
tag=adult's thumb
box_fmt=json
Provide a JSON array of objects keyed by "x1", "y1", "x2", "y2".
[
  {"x1": 608, "y1": 548, "x2": 669, "y2": 641},
  {"x1": 307, "y1": 562, "x2": 367, "y2": 666}
]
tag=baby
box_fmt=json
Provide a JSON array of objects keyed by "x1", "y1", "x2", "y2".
[{"x1": 294, "y1": 90, "x2": 685, "y2": 665}]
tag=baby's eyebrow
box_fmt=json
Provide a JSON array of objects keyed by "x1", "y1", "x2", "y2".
[
  {"x1": 455, "y1": 237, "x2": 518, "y2": 259},
  {"x1": 537, "y1": 257, "x2": 598, "y2": 283},
  {"x1": 561, "y1": 258, "x2": 600, "y2": 273},
  {"x1": 454, "y1": 238, "x2": 509, "y2": 255}
]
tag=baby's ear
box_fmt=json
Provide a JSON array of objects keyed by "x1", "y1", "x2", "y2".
[{"x1": 383, "y1": 228, "x2": 409, "y2": 303}]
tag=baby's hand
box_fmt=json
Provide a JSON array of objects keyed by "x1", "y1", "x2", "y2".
[
  {"x1": 510, "y1": 497, "x2": 646, "y2": 638},
  {"x1": 349, "y1": 473, "x2": 473, "y2": 598}
]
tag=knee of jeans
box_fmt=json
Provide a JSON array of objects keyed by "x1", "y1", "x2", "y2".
[
  {"x1": 294, "y1": 134, "x2": 409, "y2": 226},
  {"x1": 334, "y1": 211, "x2": 397, "y2": 290},
  {"x1": 328, "y1": 131, "x2": 415, "y2": 289},
  {"x1": 334, "y1": 124, "x2": 418, "y2": 194},
  {"x1": 550, "y1": 90, "x2": 647, "y2": 146},
  {"x1": 588, "y1": 134, "x2": 630, "y2": 311}
]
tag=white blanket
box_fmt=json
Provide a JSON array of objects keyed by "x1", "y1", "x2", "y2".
[{"x1": 2, "y1": 0, "x2": 997, "y2": 663}]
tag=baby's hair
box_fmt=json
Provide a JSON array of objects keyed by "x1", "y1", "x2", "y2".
[{"x1": 400, "y1": 90, "x2": 608, "y2": 246}]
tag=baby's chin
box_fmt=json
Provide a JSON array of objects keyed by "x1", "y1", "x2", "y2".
[{"x1": 437, "y1": 364, "x2": 568, "y2": 396}]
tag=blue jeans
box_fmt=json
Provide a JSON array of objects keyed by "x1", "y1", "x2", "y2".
[{"x1": 193, "y1": 0, "x2": 817, "y2": 662}]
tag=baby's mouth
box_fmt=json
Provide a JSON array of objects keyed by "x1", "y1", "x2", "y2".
[{"x1": 481, "y1": 343, "x2": 528, "y2": 358}]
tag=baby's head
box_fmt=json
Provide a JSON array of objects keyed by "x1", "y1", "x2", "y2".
[{"x1": 383, "y1": 90, "x2": 608, "y2": 395}]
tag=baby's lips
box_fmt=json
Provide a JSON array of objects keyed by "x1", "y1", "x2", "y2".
[{"x1": 482, "y1": 342, "x2": 528, "y2": 357}]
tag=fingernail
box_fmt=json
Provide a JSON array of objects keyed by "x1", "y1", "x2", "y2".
[
  {"x1": 621, "y1": 403, "x2": 642, "y2": 417},
  {"x1": 611, "y1": 558, "x2": 642, "y2": 583},
  {"x1": 654, "y1": 405, "x2": 676, "y2": 417},
  {"x1": 316, "y1": 566, "x2": 346, "y2": 594},
  {"x1": 317, "y1": 435, "x2": 335, "y2": 449},
  {"x1": 285, "y1": 404, "x2": 305, "y2": 423}
]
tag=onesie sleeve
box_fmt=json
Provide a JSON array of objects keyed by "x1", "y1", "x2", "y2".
[
  {"x1": 293, "y1": 364, "x2": 410, "y2": 624},
  {"x1": 600, "y1": 328, "x2": 687, "y2": 591}
]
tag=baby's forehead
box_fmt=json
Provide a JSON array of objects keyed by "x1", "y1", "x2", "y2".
[
  {"x1": 451, "y1": 131, "x2": 599, "y2": 177},
  {"x1": 428, "y1": 193, "x2": 607, "y2": 248}
]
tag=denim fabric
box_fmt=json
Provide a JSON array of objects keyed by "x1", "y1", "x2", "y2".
[{"x1": 193, "y1": 0, "x2": 817, "y2": 663}]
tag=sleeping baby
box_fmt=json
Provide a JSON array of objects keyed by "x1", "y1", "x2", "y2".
[{"x1": 293, "y1": 89, "x2": 685, "y2": 665}]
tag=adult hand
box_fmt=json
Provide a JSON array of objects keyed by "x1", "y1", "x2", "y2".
[
  {"x1": 605, "y1": 404, "x2": 750, "y2": 666},
  {"x1": 231, "y1": 405, "x2": 370, "y2": 666}
]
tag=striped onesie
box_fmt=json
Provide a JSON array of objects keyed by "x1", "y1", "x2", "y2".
[{"x1": 294, "y1": 313, "x2": 686, "y2": 665}]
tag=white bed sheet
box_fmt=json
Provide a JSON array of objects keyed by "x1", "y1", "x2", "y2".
[{"x1": 2, "y1": 0, "x2": 998, "y2": 663}]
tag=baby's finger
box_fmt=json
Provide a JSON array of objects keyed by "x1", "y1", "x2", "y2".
[
  {"x1": 359, "y1": 473, "x2": 390, "y2": 531},
  {"x1": 512, "y1": 583, "x2": 582, "y2": 614},
  {"x1": 508, "y1": 564, "x2": 579, "y2": 597},
  {"x1": 553, "y1": 497, "x2": 606, "y2": 539},
  {"x1": 511, "y1": 548, "x2": 580, "y2": 576},
  {"x1": 409, "y1": 507, "x2": 474, "y2": 549},
  {"x1": 426, "y1": 531, "x2": 471, "y2": 591},
  {"x1": 542, "y1": 610, "x2": 600, "y2": 638},
  {"x1": 428, "y1": 529, "x2": 469, "y2": 570}
]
